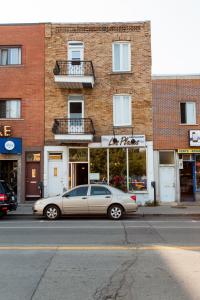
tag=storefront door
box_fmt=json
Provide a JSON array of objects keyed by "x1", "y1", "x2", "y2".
[
  {"x1": 69, "y1": 162, "x2": 88, "y2": 189},
  {"x1": 48, "y1": 160, "x2": 63, "y2": 197},
  {"x1": 180, "y1": 161, "x2": 195, "y2": 202},
  {"x1": 25, "y1": 162, "x2": 40, "y2": 199},
  {"x1": 159, "y1": 166, "x2": 176, "y2": 202}
]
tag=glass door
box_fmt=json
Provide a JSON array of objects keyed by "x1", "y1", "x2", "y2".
[
  {"x1": 68, "y1": 42, "x2": 84, "y2": 75},
  {"x1": 68, "y1": 99, "x2": 84, "y2": 133}
]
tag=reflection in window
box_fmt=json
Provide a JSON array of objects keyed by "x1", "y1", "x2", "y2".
[
  {"x1": 109, "y1": 148, "x2": 126, "y2": 191},
  {"x1": 91, "y1": 186, "x2": 111, "y2": 196},
  {"x1": 159, "y1": 151, "x2": 174, "y2": 164},
  {"x1": 68, "y1": 186, "x2": 88, "y2": 197},
  {"x1": 90, "y1": 148, "x2": 107, "y2": 183},
  {"x1": 69, "y1": 148, "x2": 88, "y2": 162},
  {"x1": 129, "y1": 148, "x2": 147, "y2": 191}
]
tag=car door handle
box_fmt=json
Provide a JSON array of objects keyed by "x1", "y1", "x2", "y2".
[
  {"x1": 105, "y1": 196, "x2": 111, "y2": 198},
  {"x1": 82, "y1": 197, "x2": 87, "y2": 199}
]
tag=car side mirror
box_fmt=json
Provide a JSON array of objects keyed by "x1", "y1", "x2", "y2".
[{"x1": 63, "y1": 193, "x2": 69, "y2": 198}]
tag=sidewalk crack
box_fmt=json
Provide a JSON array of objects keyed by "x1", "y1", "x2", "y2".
[{"x1": 30, "y1": 249, "x2": 57, "y2": 300}]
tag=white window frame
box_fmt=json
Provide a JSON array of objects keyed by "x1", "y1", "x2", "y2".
[
  {"x1": 0, "y1": 99, "x2": 21, "y2": 119},
  {"x1": 180, "y1": 102, "x2": 196, "y2": 125},
  {"x1": 113, "y1": 94, "x2": 132, "y2": 126},
  {"x1": 68, "y1": 95, "x2": 84, "y2": 119},
  {"x1": 112, "y1": 41, "x2": 131, "y2": 72},
  {"x1": 0, "y1": 47, "x2": 21, "y2": 65},
  {"x1": 68, "y1": 41, "x2": 84, "y2": 60}
]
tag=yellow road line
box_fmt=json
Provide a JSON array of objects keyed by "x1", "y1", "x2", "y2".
[{"x1": 0, "y1": 245, "x2": 200, "y2": 251}]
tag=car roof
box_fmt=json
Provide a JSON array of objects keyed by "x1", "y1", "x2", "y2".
[{"x1": 70, "y1": 184, "x2": 125, "y2": 194}]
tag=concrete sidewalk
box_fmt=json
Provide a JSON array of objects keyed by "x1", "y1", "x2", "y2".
[{"x1": 8, "y1": 202, "x2": 200, "y2": 217}]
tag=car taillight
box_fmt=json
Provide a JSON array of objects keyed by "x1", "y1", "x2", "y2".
[
  {"x1": 130, "y1": 195, "x2": 136, "y2": 201},
  {"x1": 0, "y1": 194, "x2": 8, "y2": 201}
]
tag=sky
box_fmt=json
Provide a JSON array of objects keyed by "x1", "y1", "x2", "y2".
[{"x1": 0, "y1": 0, "x2": 200, "y2": 75}]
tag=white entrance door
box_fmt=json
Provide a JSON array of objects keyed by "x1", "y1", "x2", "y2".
[
  {"x1": 159, "y1": 166, "x2": 176, "y2": 202},
  {"x1": 68, "y1": 42, "x2": 84, "y2": 75},
  {"x1": 48, "y1": 160, "x2": 63, "y2": 197}
]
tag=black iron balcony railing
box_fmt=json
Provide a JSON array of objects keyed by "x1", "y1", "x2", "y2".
[
  {"x1": 53, "y1": 60, "x2": 95, "y2": 78},
  {"x1": 52, "y1": 118, "x2": 95, "y2": 135}
]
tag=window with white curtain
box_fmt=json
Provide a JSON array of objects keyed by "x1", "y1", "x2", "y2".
[
  {"x1": 113, "y1": 95, "x2": 131, "y2": 126},
  {"x1": 180, "y1": 102, "x2": 196, "y2": 124},
  {"x1": 0, "y1": 47, "x2": 21, "y2": 65},
  {"x1": 0, "y1": 100, "x2": 21, "y2": 118},
  {"x1": 112, "y1": 42, "x2": 131, "y2": 72}
]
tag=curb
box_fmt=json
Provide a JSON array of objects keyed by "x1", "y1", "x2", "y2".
[{"x1": 8, "y1": 213, "x2": 200, "y2": 217}]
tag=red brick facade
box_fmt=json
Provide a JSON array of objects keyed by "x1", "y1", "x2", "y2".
[
  {"x1": 0, "y1": 24, "x2": 45, "y2": 147},
  {"x1": 0, "y1": 24, "x2": 45, "y2": 202},
  {"x1": 153, "y1": 76, "x2": 200, "y2": 149}
]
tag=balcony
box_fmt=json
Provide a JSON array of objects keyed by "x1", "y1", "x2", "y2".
[
  {"x1": 53, "y1": 61, "x2": 95, "y2": 89},
  {"x1": 52, "y1": 118, "x2": 95, "y2": 142}
]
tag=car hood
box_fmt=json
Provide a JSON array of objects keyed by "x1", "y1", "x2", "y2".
[{"x1": 35, "y1": 196, "x2": 62, "y2": 206}]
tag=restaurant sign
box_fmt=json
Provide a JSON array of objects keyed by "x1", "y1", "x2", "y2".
[
  {"x1": 0, "y1": 125, "x2": 12, "y2": 137},
  {"x1": 101, "y1": 135, "x2": 146, "y2": 147}
]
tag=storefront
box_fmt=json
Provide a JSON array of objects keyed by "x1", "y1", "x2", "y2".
[
  {"x1": 0, "y1": 125, "x2": 22, "y2": 201},
  {"x1": 44, "y1": 135, "x2": 154, "y2": 204},
  {"x1": 155, "y1": 130, "x2": 200, "y2": 203}
]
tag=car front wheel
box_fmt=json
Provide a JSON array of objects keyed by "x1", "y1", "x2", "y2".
[
  {"x1": 44, "y1": 205, "x2": 60, "y2": 220},
  {"x1": 108, "y1": 205, "x2": 123, "y2": 220}
]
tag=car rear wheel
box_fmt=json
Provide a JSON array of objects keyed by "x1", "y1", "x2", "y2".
[
  {"x1": 108, "y1": 205, "x2": 123, "y2": 220},
  {"x1": 44, "y1": 205, "x2": 60, "y2": 220}
]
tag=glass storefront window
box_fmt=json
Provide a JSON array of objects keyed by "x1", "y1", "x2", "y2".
[
  {"x1": 159, "y1": 151, "x2": 174, "y2": 164},
  {"x1": 90, "y1": 148, "x2": 107, "y2": 184},
  {"x1": 109, "y1": 148, "x2": 127, "y2": 191},
  {"x1": 129, "y1": 148, "x2": 147, "y2": 191},
  {"x1": 69, "y1": 148, "x2": 88, "y2": 162},
  {"x1": 196, "y1": 155, "x2": 200, "y2": 190}
]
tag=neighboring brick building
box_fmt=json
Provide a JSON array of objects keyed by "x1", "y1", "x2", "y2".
[
  {"x1": 153, "y1": 75, "x2": 200, "y2": 203},
  {"x1": 44, "y1": 22, "x2": 154, "y2": 204},
  {"x1": 0, "y1": 24, "x2": 45, "y2": 202}
]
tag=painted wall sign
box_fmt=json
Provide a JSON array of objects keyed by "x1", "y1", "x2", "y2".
[
  {"x1": 189, "y1": 130, "x2": 200, "y2": 146},
  {"x1": 0, "y1": 138, "x2": 22, "y2": 154},
  {"x1": 0, "y1": 125, "x2": 12, "y2": 137},
  {"x1": 101, "y1": 135, "x2": 146, "y2": 147},
  {"x1": 178, "y1": 149, "x2": 200, "y2": 154}
]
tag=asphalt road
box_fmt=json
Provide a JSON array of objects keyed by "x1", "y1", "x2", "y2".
[{"x1": 0, "y1": 216, "x2": 200, "y2": 300}]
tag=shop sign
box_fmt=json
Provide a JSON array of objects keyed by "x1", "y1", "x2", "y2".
[
  {"x1": 178, "y1": 149, "x2": 200, "y2": 154},
  {"x1": 189, "y1": 130, "x2": 200, "y2": 146},
  {"x1": 0, "y1": 138, "x2": 22, "y2": 154},
  {"x1": 101, "y1": 135, "x2": 146, "y2": 147},
  {"x1": 0, "y1": 125, "x2": 12, "y2": 137},
  {"x1": 89, "y1": 173, "x2": 100, "y2": 180}
]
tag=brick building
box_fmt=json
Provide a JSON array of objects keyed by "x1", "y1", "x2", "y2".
[
  {"x1": 153, "y1": 75, "x2": 200, "y2": 203},
  {"x1": 44, "y1": 22, "x2": 154, "y2": 204},
  {"x1": 0, "y1": 24, "x2": 45, "y2": 202}
]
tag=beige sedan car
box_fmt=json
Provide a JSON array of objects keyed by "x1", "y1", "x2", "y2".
[{"x1": 33, "y1": 184, "x2": 137, "y2": 220}]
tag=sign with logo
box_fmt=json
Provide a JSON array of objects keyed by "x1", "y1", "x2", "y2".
[
  {"x1": 0, "y1": 125, "x2": 12, "y2": 137},
  {"x1": 0, "y1": 138, "x2": 22, "y2": 154},
  {"x1": 101, "y1": 135, "x2": 146, "y2": 147},
  {"x1": 178, "y1": 149, "x2": 200, "y2": 154},
  {"x1": 189, "y1": 130, "x2": 200, "y2": 146}
]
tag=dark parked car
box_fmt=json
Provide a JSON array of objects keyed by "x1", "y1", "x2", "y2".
[{"x1": 0, "y1": 180, "x2": 18, "y2": 216}]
